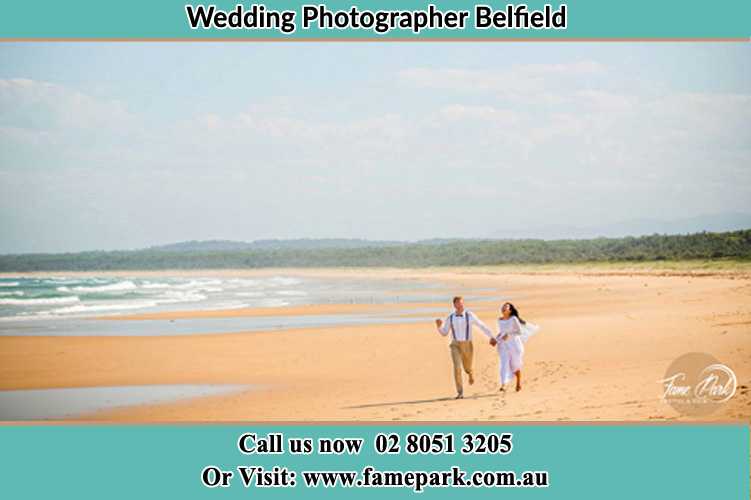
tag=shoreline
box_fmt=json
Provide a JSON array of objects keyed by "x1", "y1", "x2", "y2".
[{"x1": 2, "y1": 260, "x2": 750, "y2": 280}]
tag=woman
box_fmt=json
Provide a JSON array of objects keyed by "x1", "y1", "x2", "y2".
[{"x1": 491, "y1": 302, "x2": 539, "y2": 392}]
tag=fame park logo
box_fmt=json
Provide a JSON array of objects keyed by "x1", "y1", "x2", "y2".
[{"x1": 659, "y1": 352, "x2": 737, "y2": 416}]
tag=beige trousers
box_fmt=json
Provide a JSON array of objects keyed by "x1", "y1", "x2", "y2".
[{"x1": 449, "y1": 340, "x2": 474, "y2": 394}]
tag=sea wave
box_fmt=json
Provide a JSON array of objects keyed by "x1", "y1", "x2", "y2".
[
  {"x1": 206, "y1": 302, "x2": 250, "y2": 311},
  {"x1": 0, "y1": 296, "x2": 80, "y2": 306},
  {"x1": 52, "y1": 301, "x2": 158, "y2": 314},
  {"x1": 0, "y1": 275, "x2": 310, "y2": 319},
  {"x1": 226, "y1": 278, "x2": 261, "y2": 287},
  {"x1": 45, "y1": 278, "x2": 79, "y2": 285},
  {"x1": 156, "y1": 291, "x2": 208, "y2": 304},
  {"x1": 173, "y1": 279, "x2": 221, "y2": 290},
  {"x1": 141, "y1": 282, "x2": 172, "y2": 289},
  {"x1": 269, "y1": 277, "x2": 302, "y2": 286},
  {"x1": 63, "y1": 281, "x2": 138, "y2": 293},
  {"x1": 275, "y1": 290, "x2": 307, "y2": 297}
]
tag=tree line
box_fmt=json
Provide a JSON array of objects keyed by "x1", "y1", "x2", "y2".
[{"x1": 1, "y1": 230, "x2": 750, "y2": 271}]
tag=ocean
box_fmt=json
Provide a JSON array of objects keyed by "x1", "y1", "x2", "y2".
[
  {"x1": 0, "y1": 274, "x2": 468, "y2": 319},
  {"x1": 0, "y1": 275, "x2": 313, "y2": 320},
  {"x1": 0, "y1": 274, "x2": 497, "y2": 337}
]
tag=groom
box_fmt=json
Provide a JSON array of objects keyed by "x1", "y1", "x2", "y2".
[{"x1": 435, "y1": 296, "x2": 494, "y2": 399}]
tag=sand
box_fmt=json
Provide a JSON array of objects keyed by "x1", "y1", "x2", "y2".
[{"x1": 1, "y1": 266, "x2": 749, "y2": 422}]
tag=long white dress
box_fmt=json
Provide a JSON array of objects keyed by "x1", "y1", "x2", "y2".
[{"x1": 496, "y1": 317, "x2": 540, "y2": 385}]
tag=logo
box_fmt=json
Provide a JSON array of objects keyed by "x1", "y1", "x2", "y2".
[{"x1": 659, "y1": 352, "x2": 737, "y2": 416}]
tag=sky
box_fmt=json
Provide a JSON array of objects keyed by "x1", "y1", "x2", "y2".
[{"x1": 0, "y1": 42, "x2": 749, "y2": 253}]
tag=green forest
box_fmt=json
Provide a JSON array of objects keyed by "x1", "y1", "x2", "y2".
[{"x1": 1, "y1": 230, "x2": 750, "y2": 272}]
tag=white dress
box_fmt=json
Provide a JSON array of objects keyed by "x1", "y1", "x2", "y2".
[
  {"x1": 496, "y1": 317, "x2": 540, "y2": 385},
  {"x1": 497, "y1": 317, "x2": 525, "y2": 384}
]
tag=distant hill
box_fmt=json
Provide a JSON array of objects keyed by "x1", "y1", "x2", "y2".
[
  {"x1": 148, "y1": 239, "x2": 405, "y2": 252},
  {"x1": 148, "y1": 240, "x2": 255, "y2": 252}
]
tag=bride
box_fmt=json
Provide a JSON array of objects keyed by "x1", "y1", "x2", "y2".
[{"x1": 489, "y1": 302, "x2": 539, "y2": 392}]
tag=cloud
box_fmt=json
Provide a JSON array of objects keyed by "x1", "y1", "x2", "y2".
[
  {"x1": 0, "y1": 78, "x2": 134, "y2": 131},
  {"x1": 438, "y1": 104, "x2": 519, "y2": 123},
  {"x1": 398, "y1": 61, "x2": 605, "y2": 96},
  {"x1": 0, "y1": 78, "x2": 143, "y2": 170}
]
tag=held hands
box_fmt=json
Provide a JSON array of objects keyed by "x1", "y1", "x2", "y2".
[
  {"x1": 490, "y1": 334, "x2": 508, "y2": 347},
  {"x1": 435, "y1": 318, "x2": 443, "y2": 328}
]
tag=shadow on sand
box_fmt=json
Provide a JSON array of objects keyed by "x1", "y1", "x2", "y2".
[{"x1": 343, "y1": 392, "x2": 498, "y2": 410}]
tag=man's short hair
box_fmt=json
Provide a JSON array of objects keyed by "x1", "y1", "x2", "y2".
[{"x1": 452, "y1": 296, "x2": 463, "y2": 305}]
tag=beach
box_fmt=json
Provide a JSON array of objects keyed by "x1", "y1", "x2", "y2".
[{"x1": 0, "y1": 266, "x2": 749, "y2": 422}]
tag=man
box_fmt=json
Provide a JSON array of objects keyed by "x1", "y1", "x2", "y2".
[{"x1": 435, "y1": 296, "x2": 495, "y2": 399}]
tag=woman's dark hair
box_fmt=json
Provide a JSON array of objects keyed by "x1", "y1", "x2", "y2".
[{"x1": 501, "y1": 302, "x2": 526, "y2": 324}]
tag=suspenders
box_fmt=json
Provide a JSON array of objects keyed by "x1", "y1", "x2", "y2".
[{"x1": 449, "y1": 311, "x2": 471, "y2": 341}]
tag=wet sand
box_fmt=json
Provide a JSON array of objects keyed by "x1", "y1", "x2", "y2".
[{"x1": 1, "y1": 266, "x2": 749, "y2": 421}]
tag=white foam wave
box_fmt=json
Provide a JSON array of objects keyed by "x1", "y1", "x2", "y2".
[
  {"x1": 69, "y1": 281, "x2": 138, "y2": 293},
  {"x1": 226, "y1": 278, "x2": 261, "y2": 287},
  {"x1": 156, "y1": 291, "x2": 208, "y2": 304},
  {"x1": 0, "y1": 296, "x2": 80, "y2": 306},
  {"x1": 275, "y1": 290, "x2": 307, "y2": 297},
  {"x1": 141, "y1": 281, "x2": 222, "y2": 292},
  {"x1": 206, "y1": 302, "x2": 250, "y2": 311},
  {"x1": 45, "y1": 278, "x2": 78, "y2": 285},
  {"x1": 52, "y1": 301, "x2": 158, "y2": 314},
  {"x1": 174, "y1": 279, "x2": 222, "y2": 290},
  {"x1": 0, "y1": 282, "x2": 20, "y2": 287},
  {"x1": 141, "y1": 282, "x2": 172, "y2": 289},
  {"x1": 269, "y1": 277, "x2": 302, "y2": 286},
  {"x1": 0, "y1": 291, "x2": 24, "y2": 297}
]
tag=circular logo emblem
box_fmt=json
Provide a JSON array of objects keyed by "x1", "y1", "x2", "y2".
[{"x1": 659, "y1": 352, "x2": 737, "y2": 416}]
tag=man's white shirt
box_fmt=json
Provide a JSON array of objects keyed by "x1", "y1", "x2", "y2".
[{"x1": 437, "y1": 310, "x2": 493, "y2": 341}]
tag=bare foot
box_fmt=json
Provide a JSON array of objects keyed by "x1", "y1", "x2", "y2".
[
  {"x1": 499, "y1": 385, "x2": 506, "y2": 392},
  {"x1": 516, "y1": 384, "x2": 522, "y2": 392}
]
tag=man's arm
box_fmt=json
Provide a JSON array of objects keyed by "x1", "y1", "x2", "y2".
[
  {"x1": 470, "y1": 312, "x2": 494, "y2": 339},
  {"x1": 435, "y1": 315, "x2": 451, "y2": 336}
]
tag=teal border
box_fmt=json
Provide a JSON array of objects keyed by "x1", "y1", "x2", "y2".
[
  {"x1": 0, "y1": 423, "x2": 747, "y2": 498},
  {"x1": 0, "y1": 1, "x2": 749, "y2": 40}
]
